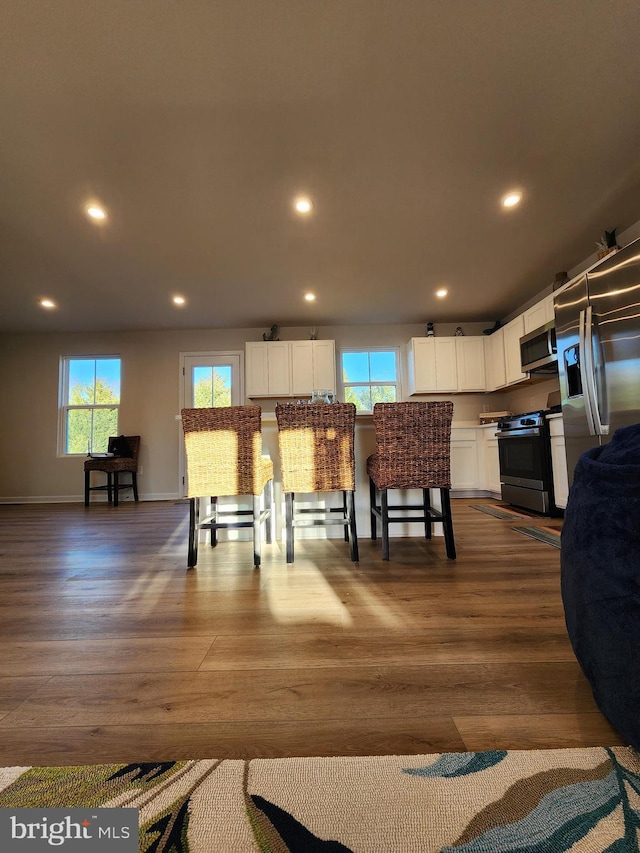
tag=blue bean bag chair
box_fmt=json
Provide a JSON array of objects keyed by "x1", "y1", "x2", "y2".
[{"x1": 561, "y1": 422, "x2": 640, "y2": 749}]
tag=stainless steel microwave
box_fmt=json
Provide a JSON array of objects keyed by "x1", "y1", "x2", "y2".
[{"x1": 520, "y1": 321, "x2": 557, "y2": 374}]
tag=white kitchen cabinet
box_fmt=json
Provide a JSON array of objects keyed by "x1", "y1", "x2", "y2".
[
  {"x1": 523, "y1": 294, "x2": 554, "y2": 334},
  {"x1": 484, "y1": 327, "x2": 506, "y2": 391},
  {"x1": 480, "y1": 424, "x2": 501, "y2": 495},
  {"x1": 408, "y1": 337, "x2": 456, "y2": 392},
  {"x1": 456, "y1": 336, "x2": 486, "y2": 391},
  {"x1": 450, "y1": 428, "x2": 480, "y2": 490},
  {"x1": 549, "y1": 416, "x2": 569, "y2": 509},
  {"x1": 503, "y1": 315, "x2": 528, "y2": 385},
  {"x1": 408, "y1": 336, "x2": 485, "y2": 394},
  {"x1": 245, "y1": 341, "x2": 292, "y2": 397},
  {"x1": 246, "y1": 339, "x2": 336, "y2": 398},
  {"x1": 291, "y1": 340, "x2": 336, "y2": 396}
]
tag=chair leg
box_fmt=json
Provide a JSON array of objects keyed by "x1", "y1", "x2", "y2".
[
  {"x1": 210, "y1": 497, "x2": 218, "y2": 547},
  {"x1": 423, "y1": 489, "x2": 432, "y2": 540},
  {"x1": 346, "y1": 490, "x2": 359, "y2": 562},
  {"x1": 132, "y1": 472, "x2": 139, "y2": 502},
  {"x1": 113, "y1": 473, "x2": 119, "y2": 507},
  {"x1": 252, "y1": 495, "x2": 262, "y2": 567},
  {"x1": 264, "y1": 479, "x2": 273, "y2": 545},
  {"x1": 84, "y1": 471, "x2": 91, "y2": 506},
  {"x1": 440, "y1": 488, "x2": 456, "y2": 560},
  {"x1": 187, "y1": 497, "x2": 200, "y2": 568},
  {"x1": 343, "y1": 492, "x2": 349, "y2": 542},
  {"x1": 107, "y1": 473, "x2": 113, "y2": 504},
  {"x1": 381, "y1": 489, "x2": 390, "y2": 561},
  {"x1": 369, "y1": 476, "x2": 377, "y2": 540},
  {"x1": 285, "y1": 492, "x2": 294, "y2": 564}
]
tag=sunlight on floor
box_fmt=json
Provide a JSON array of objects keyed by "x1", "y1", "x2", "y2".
[{"x1": 265, "y1": 562, "x2": 347, "y2": 626}]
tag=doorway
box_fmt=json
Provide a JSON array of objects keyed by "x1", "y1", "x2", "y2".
[{"x1": 178, "y1": 351, "x2": 244, "y2": 496}]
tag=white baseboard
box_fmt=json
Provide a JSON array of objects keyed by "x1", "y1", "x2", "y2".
[{"x1": 0, "y1": 493, "x2": 181, "y2": 504}]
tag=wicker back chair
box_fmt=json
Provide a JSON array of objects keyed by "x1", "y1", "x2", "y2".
[
  {"x1": 366, "y1": 402, "x2": 456, "y2": 560},
  {"x1": 276, "y1": 403, "x2": 358, "y2": 563},
  {"x1": 181, "y1": 406, "x2": 274, "y2": 568},
  {"x1": 84, "y1": 435, "x2": 141, "y2": 507}
]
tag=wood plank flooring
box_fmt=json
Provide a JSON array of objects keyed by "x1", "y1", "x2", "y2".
[{"x1": 0, "y1": 499, "x2": 624, "y2": 765}]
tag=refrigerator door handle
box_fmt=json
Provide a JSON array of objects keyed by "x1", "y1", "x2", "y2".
[
  {"x1": 578, "y1": 308, "x2": 597, "y2": 435},
  {"x1": 583, "y1": 305, "x2": 608, "y2": 436}
]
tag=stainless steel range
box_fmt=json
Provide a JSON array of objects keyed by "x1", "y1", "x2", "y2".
[{"x1": 496, "y1": 410, "x2": 556, "y2": 515}]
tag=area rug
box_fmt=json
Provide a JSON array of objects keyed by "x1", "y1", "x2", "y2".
[
  {"x1": 1, "y1": 747, "x2": 639, "y2": 851},
  {"x1": 469, "y1": 504, "x2": 533, "y2": 521},
  {"x1": 512, "y1": 524, "x2": 562, "y2": 549}
]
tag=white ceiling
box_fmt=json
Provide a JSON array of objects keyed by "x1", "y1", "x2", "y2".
[{"x1": 2, "y1": 1, "x2": 640, "y2": 334}]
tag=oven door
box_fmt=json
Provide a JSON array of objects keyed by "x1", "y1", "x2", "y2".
[{"x1": 497, "y1": 428, "x2": 547, "y2": 490}]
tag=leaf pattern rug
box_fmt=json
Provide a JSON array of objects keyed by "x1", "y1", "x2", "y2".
[{"x1": 1, "y1": 747, "x2": 639, "y2": 852}]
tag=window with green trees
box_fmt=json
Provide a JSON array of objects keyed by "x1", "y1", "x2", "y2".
[
  {"x1": 192, "y1": 365, "x2": 232, "y2": 408},
  {"x1": 60, "y1": 357, "x2": 121, "y2": 454},
  {"x1": 341, "y1": 350, "x2": 398, "y2": 412}
]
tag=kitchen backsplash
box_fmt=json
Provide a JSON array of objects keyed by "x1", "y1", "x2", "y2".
[{"x1": 494, "y1": 377, "x2": 561, "y2": 415}]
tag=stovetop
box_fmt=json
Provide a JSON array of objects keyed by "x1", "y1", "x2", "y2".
[
  {"x1": 499, "y1": 404, "x2": 562, "y2": 428},
  {"x1": 498, "y1": 409, "x2": 552, "y2": 431}
]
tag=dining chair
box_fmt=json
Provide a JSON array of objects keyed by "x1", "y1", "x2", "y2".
[
  {"x1": 367, "y1": 401, "x2": 456, "y2": 560},
  {"x1": 276, "y1": 402, "x2": 359, "y2": 563},
  {"x1": 84, "y1": 435, "x2": 141, "y2": 507},
  {"x1": 181, "y1": 405, "x2": 273, "y2": 569}
]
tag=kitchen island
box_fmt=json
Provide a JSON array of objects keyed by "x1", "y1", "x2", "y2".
[{"x1": 256, "y1": 414, "x2": 501, "y2": 542}]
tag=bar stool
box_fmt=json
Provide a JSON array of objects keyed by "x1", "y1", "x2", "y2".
[
  {"x1": 181, "y1": 406, "x2": 274, "y2": 569},
  {"x1": 367, "y1": 401, "x2": 456, "y2": 560},
  {"x1": 275, "y1": 402, "x2": 359, "y2": 563}
]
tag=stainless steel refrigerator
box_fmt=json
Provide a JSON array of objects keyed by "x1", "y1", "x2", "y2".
[{"x1": 555, "y1": 237, "x2": 640, "y2": 483}]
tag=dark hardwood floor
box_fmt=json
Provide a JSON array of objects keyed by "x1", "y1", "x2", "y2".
[{"x1": 0, "y1": 498, "x2": 623, "y2": 766}]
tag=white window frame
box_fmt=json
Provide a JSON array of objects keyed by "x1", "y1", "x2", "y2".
[
  {"x1": 57, "y1": 355, "x2": 122, "y2": 457},
  {"x1": 339, "y1": 346, "x2": 402, "y2": 413}
]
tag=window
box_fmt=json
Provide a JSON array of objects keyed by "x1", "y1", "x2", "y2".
[
  {"x1": 341, "y1": 349, "x2": 399, "y2": 412},
  {"x1": 59, "y1": 356, "x2": 121, "y2": 454},
  {"x1": 192, "y1": 365, "x2": 232, "y2": 407}
]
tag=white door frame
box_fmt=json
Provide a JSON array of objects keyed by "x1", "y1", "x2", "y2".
[{"x1": 177, "y1": 350, "x2": 245, "y2": 497}]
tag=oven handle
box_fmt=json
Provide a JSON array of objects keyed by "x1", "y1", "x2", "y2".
[{"x1": 496, "y1": 428, "x2": 542, "y2": 438}]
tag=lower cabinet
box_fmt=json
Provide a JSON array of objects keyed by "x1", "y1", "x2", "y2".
[
  {"x1": 450, "y1": 428, "x2": 480, "y2": 491},
  {"x1": 549, "y1": 416, "x2": 569, "y2": 509},
  {"x1": 480, "y1": 425, "x2": 501, "y2": 496}
]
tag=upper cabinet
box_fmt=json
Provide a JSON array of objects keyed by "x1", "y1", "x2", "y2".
[
  {"x1": 246, "y1": 341, "x2": 291, "y2": 397},
  {"x1": 523, "y1": 294, "x2": 554, "y2": 334},
  {"x1": 246, "y1": 340, "x2": 336, "y2": 398},
  {"x1": 407, "y1": 336, "x2": 485, "y2": 394},
  {"x1": 503, "y1": 315, "x2": 528, "y2": 385},
  {"x1": 290, "y1": 340, "x2": 336, "y2": 395},
  {"x1": 455, "y1": 336, "x2": 487, "y2": 391},
  {"x1": 484, "y1": 327, "x2": 506, "y2": 391}
]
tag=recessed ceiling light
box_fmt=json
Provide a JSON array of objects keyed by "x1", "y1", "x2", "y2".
[
  {"x1": 39, "y1": 298, "x2": 56, "y2": 309},
  {"x1": 172, "y1": 295, "x2": 186, "y2": 306},
  {"x1": 435, "y1": 288, "x2": 448, "y2": 298},
  {"x1": 294, "y1": 196, "x2": 313, "y2": 215},
  {"x1": 85, "y1": 204, "x2": 107, "y2": 221},
  {"x1": 501, "y1": 190, "x2": 523, "y2": 209},
  {"x1": 304, "y1": 292, "x2": 316, "y2": 302}
]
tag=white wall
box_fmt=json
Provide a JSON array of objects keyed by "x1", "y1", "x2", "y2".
[{"x1": 0, "y1": 321, "x2": 502, "y2": 502}]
